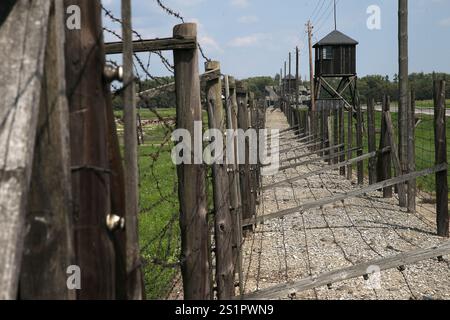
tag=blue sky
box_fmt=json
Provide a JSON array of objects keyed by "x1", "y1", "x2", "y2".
[{"x1": 102, "y1": 0, "x2": 450, "y2": 80}]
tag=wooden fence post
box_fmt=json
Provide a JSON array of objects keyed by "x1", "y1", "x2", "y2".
[
  {"x1": 205, "y1": 62, "x2": 234, "y2": 299},
  {"x1": 65, "y1": 0, "x2": 117, "y2": 299},
  {"x1": 173, "y1": 23, "x2": 211, "y2": 299},
  {"x1": 339, "y1": 102, "x2": 346, "y2": 176},
  {"x1": 122, "y1": 0, "x2": 145, "y2": 300},
  {"x1": 227, "y1": 77, "x2": 244, "y2": 295},
  {"x1": 19, "y1": 0, "x2": 75, "y2": 300},
  {"x1": 434, "y1": 80, "x2": 449, "y2": 237},
  {"x1": 333, "y1": 103, "x2": 339, "y2": 164},
  {"x1": 347, "y1": 107, "x2": 353, "y2": 181},
  {"x1": 236, "y1": 82, "x2": 253, "y2": 231},
  {"x1": 407, "y1": 90, "x2": 416, "y2": 213},
  {"x1": 367, "y1": 98, "x2": 377, "y2": 185},
  {"x1": 0, "y1": 0, "x2": 51, "y2": 300},
  {"x1": 356, "y1": 104, "x2": 364, "y2": 185},
  {"x1": 377, "y1": 95, "x2": 393, "y2": 198}
]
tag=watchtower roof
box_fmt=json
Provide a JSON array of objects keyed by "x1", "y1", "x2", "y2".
[{"x1": 313, "y1": 30, "x2": 358, "y2": 48}]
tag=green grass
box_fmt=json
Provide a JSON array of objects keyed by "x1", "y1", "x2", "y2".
[
  {"x1": 114, "y1": 108, "x2": 176, "y2": 121},
  {"x1": 117, "y1": 107, "x2": 211, "y2": 299},
  {"x1": 388, "y1": 100, "x2": 450, "y2": 109},
  {"x1": 339, "y1": 109, "x2": 450, "y2": 196}
]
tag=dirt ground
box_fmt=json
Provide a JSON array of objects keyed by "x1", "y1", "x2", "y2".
[{"x1": 241, "y1": 108, "x2": 450, "y2": 300}]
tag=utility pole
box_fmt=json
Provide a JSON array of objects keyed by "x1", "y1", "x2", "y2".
[
  {"x1": 307, "y1": 20, "x2": 316, "y2": 136},
  {"x1": 398, "y1": 0, "x2": 408, "y2": 208}
]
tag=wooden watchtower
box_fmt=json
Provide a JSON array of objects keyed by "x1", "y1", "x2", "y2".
[{"x1": 313, "y1": 29, "x2": 358, "y2": 111}]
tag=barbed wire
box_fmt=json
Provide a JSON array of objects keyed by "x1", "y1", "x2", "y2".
[{"x1": 154, "y1": 0, "x2": 211, "y2": 62}]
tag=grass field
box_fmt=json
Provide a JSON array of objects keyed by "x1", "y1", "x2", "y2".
[
  {"x1": 349, "y1": 110, "x2": 449, "y2": 196},
  {"x1": 115, "y1": 107, "x2": 214, "y2": 299},
  {"x1": 388, "y1": 99, "x2": 450, "y2": 109}
]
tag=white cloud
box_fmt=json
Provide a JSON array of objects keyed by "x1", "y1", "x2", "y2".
[
  {"x1": 238, "y1": 15, "x2": 259, "y2": 24},
  {"x1": 231, "y1": 0, "x2": 249, "y2": 8},
  {"x1": 228, "y1": 33, "x2": 269, "y2": 47},
  {"x1": 439, "y1": 17, "x2": 450, "y2": 27},
  {"x1": 200, "y1": 36, "x2": 223, "y2": 53}
]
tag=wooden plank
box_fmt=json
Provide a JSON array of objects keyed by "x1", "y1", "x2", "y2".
[
  {"x1": 105, "y1": 36, "x2": 197, "y2": 54},
  {"x1": 19, "y1": 0, "x2": 75, "y2": 300},
  {"x1": 264, "y1": 148, "x2": 390, "y2": 192},
  {"x1": 174, "y1": 23, "x2": 211, "y2": 299},
  {"x1": 367, "y1": 98, "x2": 377, "y2": 185},
  {"x1": 434, "y1": 80, "x2": 449, "y2": 237},
  {"x1": 0, "y1": 0, "x2": 51, "y2": 300},
  {"x1": 243, "y1": 240, "x2": 450, "y2": 299},
  {"x1": 205, "y1": 62, "x2": 234, "y2": 299},
  {"x1": 385, "y1": 112, "x2": 408, "y2": 208},
  {"x1": 244, "y1": 165, "x2": 446, "y2": 227}
]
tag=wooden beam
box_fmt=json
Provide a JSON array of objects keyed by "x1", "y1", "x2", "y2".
[
  {"x1": 104, "y1": 36, "x2": 197, "y2": 54},
  {"x1": 244, "y1": 164, "x2": 447, "y2": 227},
  {"x1": 242, "y1": 240, "x2": 450, "y2": 299}
]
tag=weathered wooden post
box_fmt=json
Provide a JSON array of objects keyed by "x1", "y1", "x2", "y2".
[
  {"x1": 434, "y1": 80, "x2": 449, "y2": 237},
  {"x1": 347, "y1": 107, "x2": 353, "y2": 181},
  {"x1": 339, "y1": 102, "x2": 346, "y2": 176},
  {"x1": 407, "y1": 90, "x2": 416, "y2": 213},
  {"x1": 356, "y1": 104, "x2": 364, "y2": 185},
  {"x1": 398, "y1": 0, "x2": 409, "y2": 204},
  {"x1": 367, "y1": 98, "x2": 377, "y2": 185},
  {"x1": 227, "y1": 76, "x2": 244, "y2": 295},
  {"x1": 377, "y1": 95, "x2": 393, "y2": 197},
  {"x1": 122, "y1": 0, "x2": 145, "y2": 300},
  {"x1": 205, "y1": 62, "x2": 234, "y2": 299},
  {"x1": 17, "y1": 0, "x2": 74, "y2": 300},
  {"x1": 65, "y1": 0, "x2": 118, "y2": 299},
  {"x1": 237, "y1": 82, "x2": 254, "y2": 231},
  {"x1": 173, "y1": 23, "x2": 211, "y2": 299},
  {"x1": 333, "y1": 103, "x2": 339, "y2": 164},
  {"x1": 0, "y1": 0, "x2": 51, "y2": 300}
]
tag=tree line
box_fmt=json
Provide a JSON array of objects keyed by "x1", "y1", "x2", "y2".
[{"x1": 112, "y1": 72, "x2": 448, "y2": 111}]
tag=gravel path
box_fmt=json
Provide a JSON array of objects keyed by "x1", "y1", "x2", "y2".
[{"x1": 242, "y1": 108, "x2": 450, "y2": 300}]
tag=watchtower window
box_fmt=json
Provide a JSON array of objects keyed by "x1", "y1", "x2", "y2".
[{"x1": 322, "y1": 46, "x2": 333, "y2": 60}]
